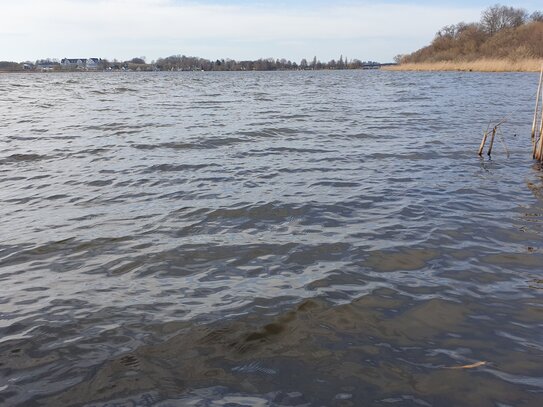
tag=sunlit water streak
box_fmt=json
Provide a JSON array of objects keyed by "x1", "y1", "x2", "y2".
[{"x1": 1, "y1": 71, "x2": 542, "y2": 406}]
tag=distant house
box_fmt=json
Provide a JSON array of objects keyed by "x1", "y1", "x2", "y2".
[
  {"x1": 36, "y1": 60, "x2": 59, "y2": 71},
  {"x1": 61, "y1": 58, "x2": 102, "y2": 69},
  {"x1": 61, "y1": 58, "x2": 86, "y2": 68},
  {"x1": 86, "y1": 58, "x2": 102, "y2": 70}
]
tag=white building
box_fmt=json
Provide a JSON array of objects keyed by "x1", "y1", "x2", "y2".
[{"x1": 61, "y1": 58, "x2": 102, "y2": 69}]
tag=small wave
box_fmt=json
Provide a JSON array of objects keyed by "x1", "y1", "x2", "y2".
[
  {"x1": 86, "y1": 179, "x2": 113, "y2": 187},
  {"x1": 143, "y1": 163, "x2": 218, "y2": 173},
  {"x1": 132, "y1": 137, "x2": 249, "y2": 151},
  {"x1": 232, "y1": 361, "x2": 277, "y2": 375},
  {"x1": 310, "y1": 181, "x2": 360, "y2": 188},
  {"x1": 114, "y1": 87, "x2": 138, "y2": 93},
  {"x1": 0, "y1": 153, "x2": 49, "y2": 164}
]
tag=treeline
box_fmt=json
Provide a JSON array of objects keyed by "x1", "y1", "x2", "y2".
[
  {"x1": 397, "y1": 4, "x2": 543, "y2": 63},
  {"x1": 0, "y1": 61, "x2": 22, "y2": 72},
  {"x1": 0, "y1": 55, "x2": 382, "y2": 72},
  {"x1": 154, "y1": 55, "x2": 378, "y2": 71}
]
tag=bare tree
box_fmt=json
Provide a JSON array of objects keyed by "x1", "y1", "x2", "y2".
[
  {"x1": 130, "y1": 57, "x2": 146, "y2": 64},
  {"x1": 531, "y1": 11, "x2": 543, "y2": 22},
  {"x1": 481, "y1": 4, "x2": 528, "y2": 35},
  {"x1": 393, "y1": 54, "x2": 406, "y2": 64},
  {"x1": 437, "y1": 24, "x2": 457, "y2": 38}
]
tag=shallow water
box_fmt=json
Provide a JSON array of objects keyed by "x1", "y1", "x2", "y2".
[{"x1": 1, "y1": 70, "x2": 543, "y2": 406}]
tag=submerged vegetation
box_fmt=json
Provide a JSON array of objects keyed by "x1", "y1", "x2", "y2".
[{"x1": 394, "y1": 4, "x2": 543, "y2": 71}]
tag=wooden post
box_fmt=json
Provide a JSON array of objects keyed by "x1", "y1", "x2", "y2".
[
  {"x1": 538, "y1": 100, "x2": 543, "y2": 161},
  {"x1": 535, "y1": 99, "x2": 543, "y2": 159},
  {"x1": 532, "y1": 64, "x2": 543, "y2": 144},
  {"x1": 487, "y1": 127, "x2": 497, "y2": 157},
  {"x1": 537, "y1": 123, "x2": 543, "y2": 161},
  {"x1": 478, "y1": 131, "x2": 489, "y2": 156},
  {"x1": 532, "y1": 135, "x2": 540, "y2": 159}
]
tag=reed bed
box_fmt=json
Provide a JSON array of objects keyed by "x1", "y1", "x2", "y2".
[{"x1": 385, "y1": 59, "x2": 543, "y2": 72}]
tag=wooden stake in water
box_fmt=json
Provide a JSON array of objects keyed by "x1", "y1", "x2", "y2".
[
  {"x1": 478, "y1": 130, "x2": 489, "y2": 156},
  {"x1": 534, "y1": 132, "x2": 542, "y2": 160},
  {"x1": 538, "y1": 101, "x2": 543, "y2": 161},
  {"x1": 532, "y1": 64, "x2": 543, "y2": 144},
  {"x1": 532, "y1": 133, "x2": 539, "y2": 159},
  {"x1": 487, "y1": 127, "x2": 497, "y2": 157},
  {"x1": 533, "y1": 89, "x2": 542, "y2": 159},
  {"x1": 478, "y1": 120, "x2": 506, "y2": 157}
]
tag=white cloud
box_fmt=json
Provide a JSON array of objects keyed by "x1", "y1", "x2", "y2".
[{"x1": 0, "y1": 0, "x2": 482, "y2": 62}]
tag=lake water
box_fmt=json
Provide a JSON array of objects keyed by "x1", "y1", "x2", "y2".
[{"x1": 1, "y1": 70, "x2": 543, "y2": 406}]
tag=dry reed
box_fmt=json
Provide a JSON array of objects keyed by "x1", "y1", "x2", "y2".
[{"x1": 385, "y1": 59, "x2": 543, "y2": 72}]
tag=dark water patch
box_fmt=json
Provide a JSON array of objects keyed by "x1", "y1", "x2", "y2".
[
  {"x1": 268, "y1": 146, "x2": 333, "y2": 154},
  {"x1": 310, "y1": 180, "x2": 360, "y2": 188},
  {"x1": 86, "y1": 179, "x2": 114, "y2": 187},
  {"x1": 28, "y1": 174, "x2": 51, "y2": 180},
  {"x1": 0, "y1": 237, "x2": 132, "y2": 269},
  {"x1": 132, "y1": 137, "x2": 248, "y2": 151},
  {"x1": 272, "y1": 114, "x2": 312, "y2": 120},
  {"x1": 365, "y1": 247, "x2": 440, "y2": 273},
  {"x1": 198, "y1": 137, "x2": 252, "y2": 148},
  {"x1": 0, "y1": 153, "x2": 50, "y2": 164},
  {"x1": 7, "y1": 135, "x2": 43, "y2": 141},
  {"x1": 246, "y1": 146, "x2": 333, "y2": 157},
  {"x1": 45, "y1": 194, "x2": 70, "y2": 200},
  {"x1": 143, "y1": 163, "x2": 219, "y2": 173},
  {"x1": 278, "y1": 166, "x2": 354, "y2": 174},
  {"x1": 202, "y1": 202, "x2": 305, "y2": 222},
  {"x1": 114, "y1": 87, "x2": 138, "y2": 93},
  {"x1": 237, "y1": 128, "x2": 290, "y2": 138},
  {"x1": 286, "y1": 242, "x2": 351, "y2": 265},
  {"x1": 114, "y1": 129, "x2": 143, "y2": 136},
  {"x1": 132, "y1": 143, "x2": 164, "y2": 150},
  {"x1": 83, "y1": 122, "x2": 146, "y2": 133},
  {"x1": 2, "y1": 196, "x2": 41, "y2": 204}
]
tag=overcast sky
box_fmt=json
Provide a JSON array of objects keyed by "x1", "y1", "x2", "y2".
[{"x1": 1, "y1": 0, "x2": 541, "y2": 63}]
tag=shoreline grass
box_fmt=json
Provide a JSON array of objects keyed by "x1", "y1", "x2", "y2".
[{"x1": 384, "y1": 59, "x2": 543, "y2": 72}]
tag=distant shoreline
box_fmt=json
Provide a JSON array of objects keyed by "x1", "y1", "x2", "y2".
[
  {"x1": 0, "y1": 66, "x2": 393, "y2": 74},
  {"x1": 385, "y1": 59, "x2": 543, "y2": 73},
  {"x1": 0, "y1": 58, "x2": 394, "y2": 73},
  {"x1": 3, "y1": 59, "x2": 540, "y2": 74}
]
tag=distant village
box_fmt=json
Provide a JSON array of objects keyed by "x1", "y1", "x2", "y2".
[
  {"x1": 13, "y1": 58, "x2": 139, "y2": 72},
  {"x1": 1, "y1": 55, "x2": 394, "y2": 72}
]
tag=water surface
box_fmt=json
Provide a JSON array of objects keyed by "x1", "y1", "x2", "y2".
[{"x1": 1, "y1": 71, "x2": 543, "y2": 406}]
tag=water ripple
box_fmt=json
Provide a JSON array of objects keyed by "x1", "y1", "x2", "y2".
[{"x1": 0, "y1": 70, "x2": 542, "y2": 406}]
